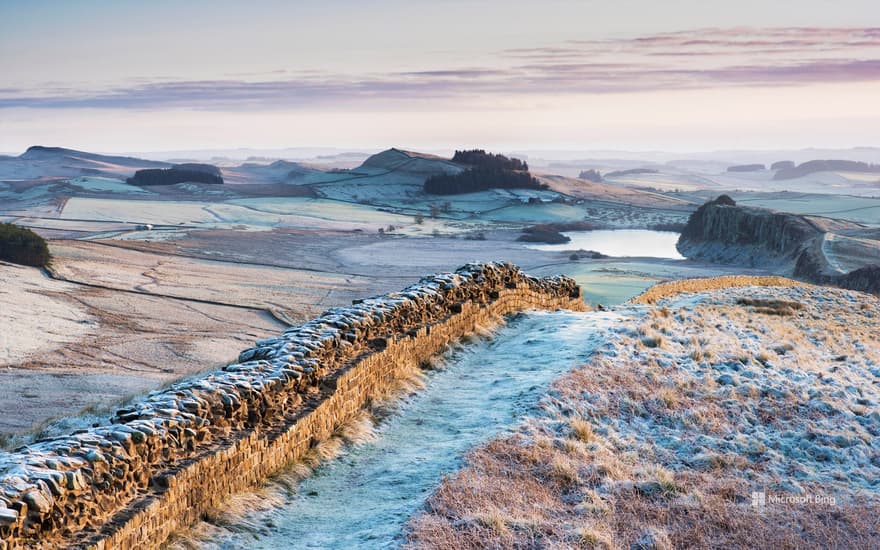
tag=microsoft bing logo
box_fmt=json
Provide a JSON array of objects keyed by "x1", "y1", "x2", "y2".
[
  {"x1": 750, "y1": 490, "x2": 836, "y2": 508},
  {"x1": 751, "y1": 491, "x2": 766, "y2": 508}
]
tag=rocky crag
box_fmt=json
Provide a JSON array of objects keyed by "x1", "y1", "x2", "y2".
[
  {"x1": 0, "y1": 263, "x2": 583, "y2": 549},
  {"x1": 677, "y1": 196, "x2": 880, "y2": 295}
]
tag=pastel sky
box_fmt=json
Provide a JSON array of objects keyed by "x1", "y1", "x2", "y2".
[{"x1": 1, "y1": 0, "x2": 880, "y2": 153}]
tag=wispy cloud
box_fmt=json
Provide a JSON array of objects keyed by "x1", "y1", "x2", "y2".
[
  {"x1": 3, "y1": 27, "x2": 879, "y2": 110},
  {"x1": 510, "y1": 27, "x2": 880, "y2": 59}
]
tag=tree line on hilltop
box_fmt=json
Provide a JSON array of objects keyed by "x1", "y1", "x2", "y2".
[
  {"x1": 127, "y1": 167, "x2": 223, "y2": 186},
  {"x1": 451, "y1": 149, "x2": 529, "y2": 171},
  {"x1": 424, "y1": 149, "x2": 544, "y2": 195}
]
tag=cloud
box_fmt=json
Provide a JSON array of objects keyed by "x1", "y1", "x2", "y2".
[
  {"x1": 562, "y1": 26, "x2": 880, "y2": 57},
  {"x1": 3, "y1": 27, "x2": 879, "y2": 110},
  {"x1": 395, "y1": 69, "x2": 508, "y2": 78}
]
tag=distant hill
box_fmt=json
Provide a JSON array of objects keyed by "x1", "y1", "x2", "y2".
[
  {"x1": 358, "y1": 148, "x2": 462, "y2": 179},
  {"x1": 774, "y1": 160, "x2": 880, "y2": 180},
  {"x1": 20, "y1": 146, "x2": 168, "y2": 168},
  {"x1": 219, "y1": 160, "x2": 319, "y2": 185},
  {"x1": 604, "y1": 168, "x2": 659, "y2": 178},
  {"x1": 172, "y1": 163, "x2": 222, "y2": 177},
  {"x1": 726, "y1": 164, "x2": 765, "y2": 172},
  {"x1": 0, "y1": 145, "x2": 170, "y2": 181}
]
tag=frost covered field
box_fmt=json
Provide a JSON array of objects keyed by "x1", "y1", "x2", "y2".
[
  {"x1": 0, "y1": 262, "x2": 95, "y2": 365},
  {"x1": 59, "y1": 197, "x2": 414, "y2": 231},
  {"x1": 408, "y1": 285, "x2": 880, "y2": 549}
]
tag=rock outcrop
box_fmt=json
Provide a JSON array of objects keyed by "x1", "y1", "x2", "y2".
[
  {"x1": 677, "y1": 195, "x2": 819, "y2": 270},
  {"x1": 837, "y1": 265, "x2": 880, "y2": 295},
  {"x1": 0, "y1": 263, "x2": 583, "y2": 549},
  {"x1": 678, "y1": 196, "x2": 880, "y2": 295}
]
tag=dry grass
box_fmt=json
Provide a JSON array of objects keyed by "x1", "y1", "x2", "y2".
[
  {"x1": 409, "y1": 427, "x2": 880, "y2": 550},
  {"x1": 630, "y1": 275, "x2": 807, "y2": 305},
  {"x1": 736, "y1": 297, "x2": 805, "y2": 316},
  {"x1": 569, "y1": 417, "x2": 595, "y2": 443}
]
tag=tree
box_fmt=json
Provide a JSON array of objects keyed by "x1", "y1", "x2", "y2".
[
  {"x1": 452, "y1": 149, "x2": 528, "y2": 171},
  {"x1": 127, "y1": 167, "x2": 223, "y2": 186},
  {"x1": 0, "y1": 223, "x2": 51, "y2": 267},
  {"x1": 424, "y1": 167, "x2": 546, "y2": 195},
  {"x1": 578, "y1": 169, "x2": 603, "y2": 183}
]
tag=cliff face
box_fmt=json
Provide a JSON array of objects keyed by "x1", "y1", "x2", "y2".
[
  {"x1": 837, "y1": 265, "x2": 880, "y2": 295},
  {"x1": 678, "y1": 197, "x2": 880, "y2": 295},
  {"x1": 677, "y1": 196, "x2": 820, "y2": 270}
]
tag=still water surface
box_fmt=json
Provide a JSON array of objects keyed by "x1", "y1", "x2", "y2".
[{"x1": 529, "y1": 229, "x2": 684, "y2": 259}]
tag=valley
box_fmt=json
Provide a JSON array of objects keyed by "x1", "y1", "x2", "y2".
[{"x1": 0, "y1": 144, "x2": 878, "y2": 549}]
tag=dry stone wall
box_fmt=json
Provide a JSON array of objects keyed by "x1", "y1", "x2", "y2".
[{"x1": 0, "y1": 262, "x2": 584, "y2": 549}]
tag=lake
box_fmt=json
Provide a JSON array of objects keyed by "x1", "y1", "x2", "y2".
[{"x1": 528, "y1": 229, "x2": 685, "y2": 259}]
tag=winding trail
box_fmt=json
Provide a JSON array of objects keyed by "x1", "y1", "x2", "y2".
[
  {"x1": 821, "y1": 232, "x2": 846, "y2": 274},
  {"x1": 206, "y1": 309, "x2": 622, "y2": 549}
]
